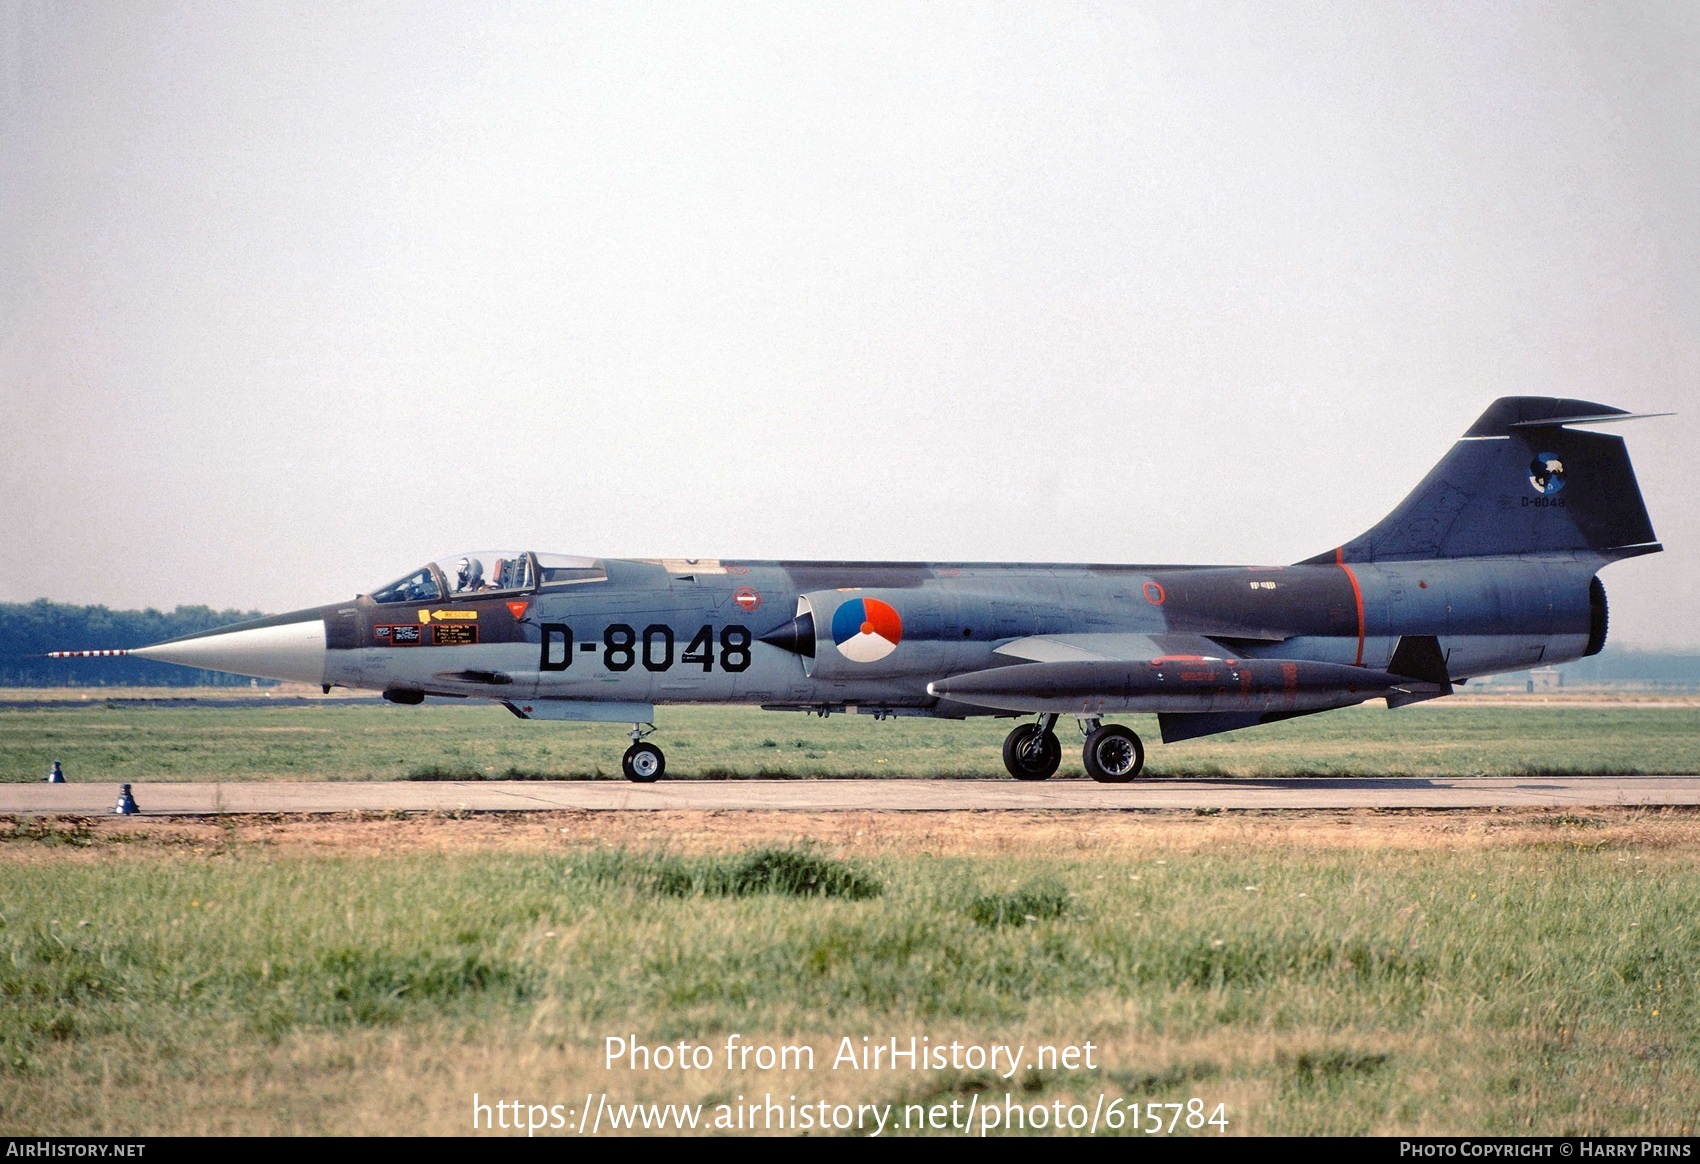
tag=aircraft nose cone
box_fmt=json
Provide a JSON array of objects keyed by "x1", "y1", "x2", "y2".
[{"x1": 129, "y1": 610, "x2": 329, "y2": 685}]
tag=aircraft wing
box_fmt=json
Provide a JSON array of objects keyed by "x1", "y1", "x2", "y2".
[
  {"x1": 993, "y1": 632, "x2": 1244, "y2": 664},
  {"x1": 955, "y1": 632, "x2": 1448, "y2": 743}
]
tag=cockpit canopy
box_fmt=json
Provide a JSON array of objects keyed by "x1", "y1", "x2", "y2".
[
  {"x1": 442, "y1": 551, "x2": 533, "y2": 595},
  {"x1": 368, "y1": 551, "x2": 606, "y2": 604}
]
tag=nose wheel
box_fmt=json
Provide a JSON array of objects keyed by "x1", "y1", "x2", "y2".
[
  {"x1": 1003, "y1": 715, "x2": 1062, "y2": 780},
  {"x1": 622, "y1": 723, "x2": 665, "y2": 783}
]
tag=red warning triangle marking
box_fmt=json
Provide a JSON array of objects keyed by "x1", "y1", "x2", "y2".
[{"x1": 506, "y1": 601, "x2": 530, "y2": 620}]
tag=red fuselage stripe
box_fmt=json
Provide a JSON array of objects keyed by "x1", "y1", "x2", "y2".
[{"x1": 1334, "y1": 548, "x2": 1366, "y2": 666}]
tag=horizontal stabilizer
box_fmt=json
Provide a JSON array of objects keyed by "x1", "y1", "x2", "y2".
[
  {"x1": 1507, "y1": 412, "x2": 1672, "y2": 429},
  {"x1": 1464, "y1": 397, "x2": 1635, "y2": 435}
]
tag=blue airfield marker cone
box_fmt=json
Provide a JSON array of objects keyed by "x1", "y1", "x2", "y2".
[
  {"x1": 47, "y1": 760, "x2": 65, "y2": 783},
  {"x1": 114, "y1": 784, "x2": 139, "y2": 815}
]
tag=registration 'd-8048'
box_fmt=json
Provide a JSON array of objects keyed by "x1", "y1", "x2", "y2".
[{"x1": 1113, "y1": 1099, "x2": 1228, "y2": 1134}]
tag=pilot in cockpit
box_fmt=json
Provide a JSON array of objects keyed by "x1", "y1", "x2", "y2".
[{"x1": 454, "y1": 557, "x2": 484, "y2": 593}]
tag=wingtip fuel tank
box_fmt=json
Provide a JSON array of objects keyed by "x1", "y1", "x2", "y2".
[{"x1": 928, "y1": 656, "x2": 1415, "y2": 716}]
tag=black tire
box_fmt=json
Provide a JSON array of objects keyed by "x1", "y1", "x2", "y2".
[
  {"x1": 1003, "y1": 724, "x2": 1062, "y2": 781},
  {"x1": 1082, "y1": 724, "x2": 1144, "y2": 783},
  {"x1": 622, "y1": 742, "x2": 665, "y2": 783}
]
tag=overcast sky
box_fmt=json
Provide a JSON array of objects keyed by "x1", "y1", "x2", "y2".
[{"x1": 2, "y1": 1, "x2": 1695, "y2": 646}]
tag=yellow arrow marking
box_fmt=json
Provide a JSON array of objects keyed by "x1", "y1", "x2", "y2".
[{"x1": 419, "y1": 609, "x2": 479, "y2": 623}]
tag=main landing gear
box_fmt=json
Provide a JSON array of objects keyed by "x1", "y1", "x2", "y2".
[
  {"x1": 622, "y1": 722, "x2": 665, "y2": 783},
  {"x1": 1001, "y1": 715, "x2": 1146, "y2": 782},
  {"x1": 1003, "y1": 715, "x2": 1063, "y2": 780},
  {"x1": 1081, "y1": 721, "x2": 1144, "y2": 783}
]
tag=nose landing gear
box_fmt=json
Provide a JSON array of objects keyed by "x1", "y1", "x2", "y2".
[{"x1": 622, "y1": 722, "x2": 665, "y2": 783}]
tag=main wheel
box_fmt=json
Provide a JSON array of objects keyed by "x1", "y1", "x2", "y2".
[
  {"x1": 1003, "y1": 723, "x2": 1062, "y2": 781},
  {"x1": 622, "y1": 742, "x2": 665, "y2": 783},
  {"x1": 1082, "y1": 724, "x2": 1144, "y2": 783}
]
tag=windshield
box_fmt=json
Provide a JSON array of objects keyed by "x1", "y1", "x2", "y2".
[{"x1": 371, "y1": 567, "x2": 441, "y2": 605}]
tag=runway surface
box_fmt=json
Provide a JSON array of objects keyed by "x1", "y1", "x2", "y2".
[{"x1": 3, "y1": 775, "x2": 1697, "y2": 814}]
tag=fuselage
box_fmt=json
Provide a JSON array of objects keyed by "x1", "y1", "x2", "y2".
[
  {"x1": 97, "y1": 396, "x2": 1657, "y2": 782},
  {"x1": 146, "y1": 552, "x2": 1609, "y2": 717}
]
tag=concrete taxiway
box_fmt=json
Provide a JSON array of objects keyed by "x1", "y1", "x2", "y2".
[{"x1": 2, "y1": 775, "x2": 1697, "y2": 815}]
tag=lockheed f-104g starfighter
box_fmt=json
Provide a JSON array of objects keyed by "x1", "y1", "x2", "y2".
[{"x1": 61, "y1": 397, "x2": 1664, "y2": 782}]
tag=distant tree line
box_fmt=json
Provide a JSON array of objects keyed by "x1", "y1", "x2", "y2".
[
  {"x1": 1545, "y1": 647, "x2": 1700, "y2": 685},
  {"x1": 0, "y1": 600, "x2": 274, "y2": 686}
]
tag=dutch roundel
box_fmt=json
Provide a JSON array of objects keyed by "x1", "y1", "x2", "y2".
[{"x1": 830, "y1": 597, "x2": 903, "y2": 663}]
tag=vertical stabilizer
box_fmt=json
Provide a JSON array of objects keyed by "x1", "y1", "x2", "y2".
[{"x1": 1306, "y1": 398, "x2": 1661, "y2": 564}]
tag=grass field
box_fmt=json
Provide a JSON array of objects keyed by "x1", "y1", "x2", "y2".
[
  {"x1": 2, "y1": 809, "x2": 1696, "y2": 1136},
  {"x1": 3, "y1": 695, "x2": 1698, "y2": 782},
  {"x1": 4, "y1": 693, "x2": 1695, "y2": 1136}
]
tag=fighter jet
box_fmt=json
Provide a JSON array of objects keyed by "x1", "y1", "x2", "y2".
[{"x1": 57, "y1": 397, "x2": 1662, "y2": 782}]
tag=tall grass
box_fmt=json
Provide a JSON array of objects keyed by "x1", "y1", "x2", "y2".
[
  {"x1": 572, "y1": 845, "x2": 883, "y2": 899},
  {"x1": 2, "y1": 831, "x2": 1696, "y2": 1134}
]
